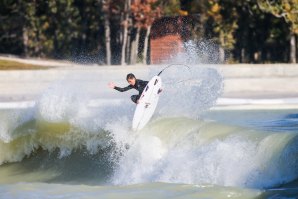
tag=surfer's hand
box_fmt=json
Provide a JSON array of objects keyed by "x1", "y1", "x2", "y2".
[{"x1": 108, "y1": 82, "x2": 115, "y2": 89}]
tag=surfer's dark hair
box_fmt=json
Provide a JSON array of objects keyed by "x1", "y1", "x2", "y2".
[{"x1": 126, "y1": 73, "x2": 135, "y2": 80}]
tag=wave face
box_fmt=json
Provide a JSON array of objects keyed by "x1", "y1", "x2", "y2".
[{"x1": 0, "y1": 65, "x2": 298, "y2": 190}]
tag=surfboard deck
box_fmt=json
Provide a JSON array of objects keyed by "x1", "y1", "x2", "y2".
[{"x1": 132, "y1": 76, "x2": 162, "y2": 131}]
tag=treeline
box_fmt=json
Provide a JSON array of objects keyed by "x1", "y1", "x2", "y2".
[{"x1": 0, "y1": 0, "x2": 297, "y2": 64}]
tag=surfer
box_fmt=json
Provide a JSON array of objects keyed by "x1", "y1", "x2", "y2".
[{"x1": 108, "y1": 73, "x2": 149, "y2": 104}]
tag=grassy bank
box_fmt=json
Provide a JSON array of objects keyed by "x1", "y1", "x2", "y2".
[{"x1": 0, "y1": 59, "x2": 50, "y2": 70}]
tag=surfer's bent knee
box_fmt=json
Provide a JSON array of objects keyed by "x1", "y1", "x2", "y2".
[{"x1": 131, "y1": 95, "x2": 139, "y2": 104}]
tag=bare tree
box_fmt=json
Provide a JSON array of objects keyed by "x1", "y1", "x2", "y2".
[
  {"x1": 120, "y1": 0, "x2": 131, "y2": 65},
  {"x1": 102, "y1": 0, "x2": 111, "y2": 65},
  {"x1": 290, "y1": 33, "x2": 296, "y2": 63},
  {"x1": 142, "y1": 25, "x2": 151, "y2": 64},
  {"x1": 130, "y1": 26, "x2": 141, "y2": 65}
]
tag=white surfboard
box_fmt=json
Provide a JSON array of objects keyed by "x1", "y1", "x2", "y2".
[{"x1": 132, "y1": 76, "x2": 162, "y2": 131}]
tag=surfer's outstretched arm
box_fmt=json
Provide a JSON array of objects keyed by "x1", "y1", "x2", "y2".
[
  {"x1": 114, "y1": 85, "x2": 133, "y2": 92},
  {"x1": 108, "y1": 82, "x2": 133, "y2": 92}
]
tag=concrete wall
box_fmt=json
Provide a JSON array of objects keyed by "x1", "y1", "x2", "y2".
[
  {"x1": 0, "y1": 64, "x2": 298, "y2": 101},
  {"x1": 218, "y1": 64, "x2": 298, "y2": 98},
  {"x1": 220, "y1": 64, "x2": 298, "y2": 78}
]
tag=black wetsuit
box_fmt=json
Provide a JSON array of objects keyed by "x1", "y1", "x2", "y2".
[{"x1": 114, "y1": 79, "x2": 149, "y2": 103}]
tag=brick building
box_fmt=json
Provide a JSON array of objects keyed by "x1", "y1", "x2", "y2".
[{"x1": 150, "y1": 16, "x2": 193, "y2": 64}]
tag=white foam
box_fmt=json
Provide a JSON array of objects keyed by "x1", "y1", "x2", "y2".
[{"x1": 111, "y1": 122, "x2": 298, "y2": 189}]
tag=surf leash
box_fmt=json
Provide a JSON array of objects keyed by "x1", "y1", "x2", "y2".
[
  {"x1": 157, "y1": 64, "x2": 195, "y2": 85},
  {"x1": 157, "y1": 64, "x2": 191, "y2": 76}
]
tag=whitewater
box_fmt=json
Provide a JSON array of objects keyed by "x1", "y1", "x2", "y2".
[{"x1": 0, "y1": 63, "x2": 298, "y2": 199}]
